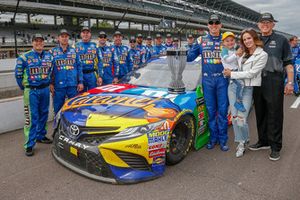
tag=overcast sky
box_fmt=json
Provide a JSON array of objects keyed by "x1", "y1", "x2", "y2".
[{"x1": 234, "y1": 0, "x2": 299, "y2": 37}]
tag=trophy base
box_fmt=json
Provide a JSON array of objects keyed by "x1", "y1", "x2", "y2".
[{"x1": 168, "y1": 87, "x2": 186, "y2": 94}]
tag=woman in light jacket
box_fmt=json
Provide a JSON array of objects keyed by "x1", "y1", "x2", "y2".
[{"x1": 223, "y1": 29, "x2": 268, "y2": 157}]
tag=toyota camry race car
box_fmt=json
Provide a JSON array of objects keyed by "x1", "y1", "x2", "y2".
[{"x1": 52, "y1": 56, "x2": 210, "y2": 184}]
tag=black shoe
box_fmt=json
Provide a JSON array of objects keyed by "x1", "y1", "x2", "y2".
[
  {"x1": 37, "y1": 137, "x2": 52, "y2": 144},
  {"x1": 248, "y1": 142, "x2": 270, "y2": 151},
  {"x1": 25, "y1": 147, "x2": 34, "y2": 156},
  {"x1": 269, "y1": 151, "x2": 280, "y2": 161}
]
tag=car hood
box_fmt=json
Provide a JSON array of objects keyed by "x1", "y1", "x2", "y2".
[{"x1": 61, "y1": 91, "x2": 180, "y2": 127}]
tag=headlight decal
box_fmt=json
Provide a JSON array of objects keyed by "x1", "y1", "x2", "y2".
[{"x1": 106, "y1": 121, "x2": 164, "y2": 142}]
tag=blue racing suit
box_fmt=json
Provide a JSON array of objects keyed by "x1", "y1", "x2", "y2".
[
  {"x1": 75, "y1": 41, "x2": 98, "y2": 91},
  {"x1": 111, "y1": 44, "x2": 132, "y2": 79},
  {"x1": 145, "y1": 44, "x2": 154, "y2": 61},
  {"x1": 15, "y1": 49, "x2": 53, "y2": 149},
  {"x1": 129, "y1": 48, "x2": 145, "y2": 71},
  {"x1": 185, "y1": 43, "x2": 195, "y2": 51},
  {"x1": 291, "y1": 45, "x2": 300, "y2": 93},
  {"x1": 50, "y1": 45, "x2": 83, "y2": 114},
  {"x1": 153, "y1": 44, "x2": 167, "y2": 57},
  {"x1": 136, "y1": 44, "x2": 147, "y2": 64},
  {"x1": 165, "y1": 43, "x2": 173, "y2": 49},
  {"x1": 97, "y1": 45, "x2": 118, "y2": 85},
  {"x1": 187, "y1": 34, "x2": 229, "y2": 145}
]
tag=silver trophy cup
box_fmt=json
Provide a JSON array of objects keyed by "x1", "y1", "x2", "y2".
[{"x1": 167, "y1": 48, "x2": 188, "y2": 93}]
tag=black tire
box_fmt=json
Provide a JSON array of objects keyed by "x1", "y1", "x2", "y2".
[{"x1": 166, "y1": 115, "x2": 195, "y2": 165}]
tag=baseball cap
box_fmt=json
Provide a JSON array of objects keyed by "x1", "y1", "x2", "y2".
[
  {"x1": 32, "y1": 33, "x2": 44, "y2": 41},
  {"x1": 59, "y1": 29, "x2": 70, "y2": 36},
  {"x1": 129, "y1": 36, "x2": 136, "y2": 43},
  {"x1": 156, "y1": 33, "x2": 162, "y2": 38},
  {"x1": 222, "y1": 32, "x2": 235, "y2": 41},
  {"x1": 98, "y1": 31, "x2": 107, "y2": 37},
  {"x1": 81, "y1": 26, "x2": 90, "y2": 32},
  {"x1": 208, "y1": 14, "x2": 221, "y2": 22},
  {"x1": 258, "y1": 12, "x2": 278, "y2": 22},
  {"x1": 113, "y1": 31, "x2": 122, "y2": 36},
  {"x1": 166, "y1": 33, "x2": 172, "y2": 38},
  {"x1": 173, "y1": 37, "x2": 179, "y2": 42},
  {"x1": 146, "y1": 36, "x2": 152, "y2": 40},
  {"x1": 137, "y1": 33, "x2": 143, "y2": 38},
  {"x1": 187, "y1": 34, "x2": 194, "y2": 38}
]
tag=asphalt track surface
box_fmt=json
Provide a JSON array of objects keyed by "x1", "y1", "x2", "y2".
[{"x1": 1, "y1": 95, "x2": 299, "y2": 200}]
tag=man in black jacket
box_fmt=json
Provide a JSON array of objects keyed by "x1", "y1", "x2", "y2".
[{"x1": 249, "y1": 13, "x2": 294, "y2": 161}]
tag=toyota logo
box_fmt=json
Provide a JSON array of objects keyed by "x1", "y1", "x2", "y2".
[{"x1": 69, "y1": 124, "x2": 80, "y2": 136}]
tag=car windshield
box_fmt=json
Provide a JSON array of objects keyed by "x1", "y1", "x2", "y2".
[{"x1": 121, "y1": 56, "x2": 202, "y2": 90}]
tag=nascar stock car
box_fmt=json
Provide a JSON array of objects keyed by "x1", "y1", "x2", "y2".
[{"x1": 52, "y1": 56, "x2": 211, "y2": 184}]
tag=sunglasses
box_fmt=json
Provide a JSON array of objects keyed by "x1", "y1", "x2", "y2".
[
  {"x1": 99, "y1": 36, "x2": 107, "y2": 39},
  {"x1": 208, "y1": 21, "x2": 220, "y2": 25},
  {"x1": 241, "y1": 28, "x2": 256, "y2": 34}
]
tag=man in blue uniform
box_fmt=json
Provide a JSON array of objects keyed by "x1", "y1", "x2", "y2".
[
  {"x1": 165, "y1": 33, "x2": 173, "y2": 49},
  {"x1": 145, "y1": 36, "x2": 154, "y2": 61},
  {"x1": 15, "y1": 33, "x2": 53, "y2": 156},
  {"x1": 185, "y1": 34, "x2": 195, "y2": 50},
  {"x1": 289, "y1": 36, "x2": 300, "y2": 95},
  {"x1": 50, "y1": 29, "x2": 83, "y2": 115},
  {"x1": 173, "y1": 37, "x2": 179, "y2": 49},
  {"x1": 153, "y1": 33, "x2": 167, "y2": 57},
  {"x1": 111, "y1": 31, "x2": 132, "y2": 83},
  {"x1": 136, "y1": 33, "x2": 147, "y2": 64},
  {"x1": 75, "y1": 27, "x2": 101, "y2": 91},
  {"x1": 129, "y1": 36, "x2": 146, "y2": 71},
  {"x1": 187, "y1": 14, "x2": 229, "y2": 151},
  {"x1": 97, "y1": 31, "x2": 118, "y2": 85}
]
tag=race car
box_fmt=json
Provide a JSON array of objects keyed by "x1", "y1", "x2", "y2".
[{"x1": 52, "y1": 56, "x2": 210, "y2": 184}]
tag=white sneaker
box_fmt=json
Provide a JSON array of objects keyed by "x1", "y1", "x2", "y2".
[{"x1": 236, "y1": 142, "x2": 245, "y2": 158}]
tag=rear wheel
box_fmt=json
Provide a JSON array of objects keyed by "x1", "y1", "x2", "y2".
[{"x1": 166, "y1": 115, "x2": 195, "y2": 165}]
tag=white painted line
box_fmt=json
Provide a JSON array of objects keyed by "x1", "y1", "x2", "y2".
[{"x1": 291, "y1": 97, "x2": 300, "y2": 109}]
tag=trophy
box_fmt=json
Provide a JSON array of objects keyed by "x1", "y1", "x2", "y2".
[{"x1": 167, "y1": 48, "x2": 188, "y2": 93}]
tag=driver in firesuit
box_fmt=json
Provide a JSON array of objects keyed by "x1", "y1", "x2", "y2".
[
  {"x1": 75, "y1": 27, "x2": 102, "y2": 91},
  {"x1": 289, "y1": 36, "x2": 300, "y2": 95},
  {"x1": 145, "y1": 36, "x2": 154, "y2": 61},
  {"x1": 49, "y1": 29, "x2": 83, "y2": 115},
  {"x1": 153, "y1": 33, "x2": 167, "y2": 57},
  {"x1": 187, "y1": 14, "x2": 229, "y2": 151},
  {"x1": 97, "y1": 31, "x2": 118, "y2": 85},
  {"x1": 165, "y1": 33, "x2": 173, "y2": 49},
  {"x1": 185, "y1": 34, "x2": 195, "y2": 50},
  {"x1": 111, "y1": 31, "x2": 132, "y2": 83},
  {"x1": 136, "y1": 33, "x2": 147, "y2": 64},
  {"x1": 129, "y1": 36, "x2": 146, "y2": 71},
  {"x1": 15, "y1": 33, "x2": 54, "y2": 156}
]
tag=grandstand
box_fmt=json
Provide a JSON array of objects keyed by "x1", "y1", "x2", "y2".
[{"x1": 0, "y1": 0, "x2": 294, "y2": 58}]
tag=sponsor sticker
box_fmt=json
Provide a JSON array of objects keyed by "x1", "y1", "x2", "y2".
[{"x1": 149, "y1": 149, "x2": 165, "y2": 158}]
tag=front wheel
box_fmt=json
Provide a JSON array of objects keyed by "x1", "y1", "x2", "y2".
[{"x1": 166, "y1": 115, "x2": 195, "y2": 165}]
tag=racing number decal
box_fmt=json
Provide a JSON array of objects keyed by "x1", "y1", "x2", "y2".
[
  {"x1": 142, "y1": 90, "x2": 177, "y2": 99},
  {"x1": 98, "y1": 85, "x2": 126, "y2": 92}
]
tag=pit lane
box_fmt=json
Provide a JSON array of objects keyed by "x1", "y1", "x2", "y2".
[{"x1": 0, "y1": 95, "x2": 299, "y2": 200}]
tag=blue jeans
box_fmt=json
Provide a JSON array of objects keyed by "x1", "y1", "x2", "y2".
[
  {"x1": 228, "y1": 82, "x2": 253, "y2": 143},
  {"x1": 232, "y1": 79, "x2": 244, "y2": 103}
]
